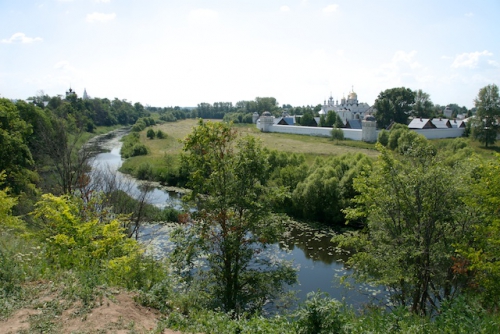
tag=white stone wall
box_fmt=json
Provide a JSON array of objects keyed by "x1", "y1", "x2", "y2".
[
  {"x1": 262, "y1": 124, "x2": 363, "y2": 140},
  {"x1": 257, "y1": 118, "x2": 465, "y2": 141},
  {"x1": 414, "y1": 128, "x2": 465, "y2": 139}
]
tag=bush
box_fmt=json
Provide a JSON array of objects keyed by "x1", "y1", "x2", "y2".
[
  {"x1": 156, "y1": 130, "x2": 166, "y2": 139},
  {"x1": 136, "y1": 162, "x2": 153, "y2": 180},
  {"x1": 137, "y1": 279, "x2": 173, "y2": 312},
  {"x1": 131, "y1": 143, "x2": 148, "y2": 157},
  {"x1": 330, "y1": 128, "x2": 344, "y2": 141},
  {"x1": 160, "y1": 113, "x2": 177, "y2": 122},
  {"x1": 147, "y1": 128, "x2": 156, "y2": 139},
  {"x1": 294, "y1": 292, "x2": 347, "y2": 334},
  {"x1": 121, "y1": 132, "x2": 149, "y2": 158},
  {"x1": 132, "y1": 120, "x2": 146, "y2": 132},
  {"x1": 377, "y1": 129, "x2": 389, "y2": 146}
]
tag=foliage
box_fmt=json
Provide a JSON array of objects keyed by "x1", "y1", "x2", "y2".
[
  {"x1": 459, "y1": 155, "x2": 500, "y2": 307},
  {"x1": 373, "y1": 87, "x2": 415, "y2": 129},
  {"x1": 0, "y1": 173, "x2": 24, "y2": 232},
  {"x1": 299, "y1": 111, "x2": 317, "y2": 126},
  {"x1": 294, "y1": 291, "x2": 347, "y2": 334},
  {"x1": 121, "y1": 132, "x2": 148, "y2": 158},
  {"x1": 377, "y1": 129, "x2": 389, "y2": 146},
  {"x1": 156, "y1": 129, "x2": 166, "y2": 139},
  {"x1": 330, "y1": 127, "x2": 345, "y2": 141},
  {"x1": 146, "y1": 128, "x2": 156, "y2": 139},
  {"x1": 171, "y1": 120, "x2": 297, "y2": 316},
  {"x1": 412, "y1": 89, "x2": 434, "y2": 118},
  {"x1": 31, "y1": 194, "x2": 143, "y2": 273},
  {"x1": 471, "y1": 84, "x2": 500, "y2": 147},
  {"x1": 163, "y1": 308, "x2": 296, "y2": 334},
  {"x1": 0, "y1": 176, "x2": 28, "y2": 296},
  {"x1": 291, "y1": 154, "x2": 372, "y2": 226},
  {"x1": 336, "y1": 140, "x2": 474, "y2": 315},
  {"x1": 0, "y1": 98, "x2": 36, "y2": 194}
]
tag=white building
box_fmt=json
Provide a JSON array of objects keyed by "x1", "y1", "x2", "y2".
[{"x1": 320, "y1": 89, "x2": 372, "y2": 125}]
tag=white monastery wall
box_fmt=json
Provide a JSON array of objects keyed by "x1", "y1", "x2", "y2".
[
  {"x1": 260, "y1": 124, "x2": 363, "y2": 140},
  {"x1": 258, "y1": 121, "x2": 465, "y2": 141},
  {"x1": 414, "y1": 128, "x2": 465, "y2": 139}
]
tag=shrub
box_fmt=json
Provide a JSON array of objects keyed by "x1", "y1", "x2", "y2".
[
  {"x1": 377, "y1": 129, "x2": 389, "y2": 146},
  {"x1": 294, "y1": 292, "x2": 347, "y2": 334},
  {"x1": 330, "y1": 128, "x2": 344, "y2": 141},
  {"x1": 156, "y1": 130, "x2": 166, "y2": 139},
  {"x1": 136, "y1": 162, "x2": 153, "y2": 180},
  {"x1": 147, "y1": 128, "x2": 156, "y2": 139},
  {"x1": 132, "y1": 120, "x2": 146, "y2": 132},
  {"x1": 131, "y1": 143, "x2": 148, "y2": 157}
]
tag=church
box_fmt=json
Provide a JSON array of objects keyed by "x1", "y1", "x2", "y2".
[{"x1": 319, "y1": 89, "x2": 372, "y2": 126}]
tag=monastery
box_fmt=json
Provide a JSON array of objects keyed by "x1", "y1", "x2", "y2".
[{"x1": 320, "y1": 89, "x2": 372, "y2": 126}]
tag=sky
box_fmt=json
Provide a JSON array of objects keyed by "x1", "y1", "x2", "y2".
[{"x1": 1, "y1": 0, "x2": 499, "y2": 109}]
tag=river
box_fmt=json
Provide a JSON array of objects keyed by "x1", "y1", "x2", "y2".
[{"x1": 90, "y1": 129, "x2": 383, "y2": 309}]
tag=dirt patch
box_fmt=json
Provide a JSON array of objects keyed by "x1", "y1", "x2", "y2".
[
  {"x1": 0, "y1": 309, "x2": 41, "y2": 334},
  {"x1": 0, "y1": 292, "x2": 183, "y2": 334}
]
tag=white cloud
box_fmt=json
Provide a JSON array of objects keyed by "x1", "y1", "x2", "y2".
[
  {"x1": 451, "y1": 50, "x2": 498, "y2": 69},
  {"x1": 392, "y1": 50, "x2": 421, "y2": 69},
  {"x1": 1, "y1": 32, "x2": 42, "y2": 44},
  {"x1": 323, "y1": 4, "x2": 339, "y2": 14},
  {"x1": 54, "y1": 60, "x2": 75, "y2": 72},
  {"x1": 86, "y1": 12, "x2": 116, "y2": 23},
  {"x1": 280, "y1": 6, "x2": 291, "y2": 12},
  {"x1": 188, "y1": 8, "x2": 219, "y2": 24},
  {"x1": 370, "y1": 50, "x2": 430, "y2": 88},
  {"x1": 465, "y1": 12, "x2": 474, "y2": 17}
]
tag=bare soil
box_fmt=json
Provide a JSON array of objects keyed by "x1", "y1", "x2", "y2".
[{"x1": 0, "y1": 291, "x2": 182, "y2": 334}]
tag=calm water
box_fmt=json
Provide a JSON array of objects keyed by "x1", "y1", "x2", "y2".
[{"x1": 90, "y1": 130, "x2": 382, "y2": 309}]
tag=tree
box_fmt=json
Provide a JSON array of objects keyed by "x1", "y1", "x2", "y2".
[
  {"x1": 146, "y1": 128, "x2": 156, "y2": 139},
  {"x1": 471, "y1": 84, "x2": 500, "y2": 147},
  {"x1": 325, "y1": 111, "x2": 337, "y2": 127},
  {"x1": 38, "y1": 113, "x2": 96, "y2": 194},
  {"x1": 156, "y1": 129, "x2": 166, "y2": 139},
  {"x1": 412, "y1": 89, "x2": 434, "y2": 118},
  {"x1": 0, "y1": 99, "x2": 36, "y2": 194},
  {"x1": 171, "y1": 120, "x2": 296, "y2": 316},
  {"x1": 330, "y1": 128, "x2": 344, "y2": 142},
  {"x1": 459, "y1": 155, "x2": 500, "y2": 307},
  {"x1": 299, "y1": 111, "x2": 316, "y2": 126},
  {"x1": 373, "y1": 87, "x2": 415, "y2": 129},
  {"x1": 292, "y1": 154, "x2": 371, "y2": 227},
  {"x1": 255, "y1": 97, "x2": 279, "y2": 114},
  {"x1": 335, "y1": 139, "x2": 474, "y2": 315}
]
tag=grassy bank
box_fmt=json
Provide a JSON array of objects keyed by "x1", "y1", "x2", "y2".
[{"x1": 120, "y1": 119, "x2": 379, "y2": 182}]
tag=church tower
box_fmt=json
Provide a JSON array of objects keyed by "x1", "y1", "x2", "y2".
[{"x1": 83, "y1": 88, "x2": 89, "y2": 100}]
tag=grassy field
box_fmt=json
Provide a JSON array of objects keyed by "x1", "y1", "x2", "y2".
[
  {"x1": 122, "y1": 118, "x2": 500, "y2": 176},
  {"x1": 139, "y1": 119, "x2": 379, "y2": 160}
]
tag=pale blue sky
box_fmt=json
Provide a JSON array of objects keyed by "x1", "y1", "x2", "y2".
[{"x1": 1, "y1": 0, "x2": 499, "y2": 108}]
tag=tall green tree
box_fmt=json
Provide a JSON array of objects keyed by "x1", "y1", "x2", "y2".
[
  {"x1": 374, "y1": 87, "x2": 415, "y2": 129},
  {"x1": 412, "y1": 89, "x2": 434, "y2": 118},
  {"x1": 471, "y1": 84, "x2": 500, "y2": 147},
  {"x1": 335, "y1": 139, "x2": 473, "y2": 315},
  {"x1": 0, "y1": 99, "x2": 36, "y2": 194},
  {"x1": 171, "y1": 120, "x2": 296, "y2": 316}
]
